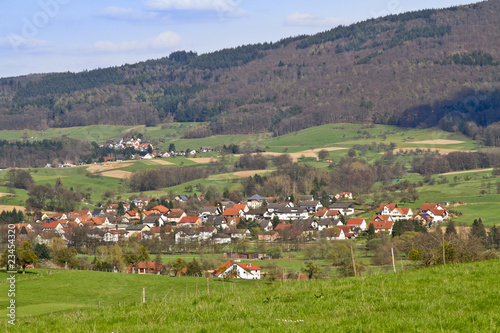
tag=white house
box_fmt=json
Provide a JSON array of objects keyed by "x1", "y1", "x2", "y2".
[{"x1": 213, "y1": 260, "x2": 261, "y2": 280}]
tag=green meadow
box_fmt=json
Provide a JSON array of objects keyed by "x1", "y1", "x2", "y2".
[
  {"x1": 1, "y1": 259, "x2": 499, "y2": 332},
  {"x1": 0, "y1": 123, "x2": 496, "y2": 227}
]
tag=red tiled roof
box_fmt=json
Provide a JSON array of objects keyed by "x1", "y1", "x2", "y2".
[
  {"x1": 233, "y1": 204, "x2": 247, "y2": 211},
  {"x1": 368, "y1": 215, "x2": 394, "y2": 230},
  {"x1": 43, "y1": 221, "x2": 61, "y2": 229},
  {"x1": 398, "y1": 207, "x2": 412, "y2": 215},
  {"x1": 168, "y1": 209, "x2": 185, "y2": 218},
  {"x1": 179, "y1": 216, "x2": 200, "y2": 224},
  {"x1": 314, "y1": 208, "x2": 327, "y2": 217},
  {"x1": 222, "y1": 207, "x2": 242, "y2": 216},
  {"x1": 347, "y1": 219, "x2": 365, "y2": 226},
  {"x1": 275, "y1": 222, "x2": 292, "y2": 231},
  {"x1": 379, "y1": 203, "x2": 398, "y2": 211},
  {"x1": 420, "y1": 203, "x2": 440, "y2": 211},
  {"x1": 152, "y1": 205, "x2": 170, "y2": 214}
]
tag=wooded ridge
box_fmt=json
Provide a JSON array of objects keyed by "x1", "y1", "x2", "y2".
[{"x1": 0, "y1": 1, "x2": 498, "y2": 137}]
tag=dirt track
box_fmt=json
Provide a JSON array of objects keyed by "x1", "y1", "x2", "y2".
[
  {"x1": 87, "y1": 162, "x2": 132, "y2": 173},
  {"x1": 187, "y1": 158, "x2": 217, "y2": 164},
  {"x1": 101, "y1": 170, "x2": 132, "y2": 179},
  {"x1": 440, "y1": 168, "x2": 493, "y2": 175},
  {"x1": 150, "y1": 159, "x2": 174, "y2": 166},
  {"x1": 409, "y1": 139, "x2": 465, "y2": 145},
  {"x1": 233, "y1": 169, "x2": 275, "y2": 177},
  {"x1": 0, "y1": 205, "x2": 26, "y2": 212}
]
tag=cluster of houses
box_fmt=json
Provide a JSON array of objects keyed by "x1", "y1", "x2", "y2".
[
  {"x1": 99, "y1": 138, "x2": 153, "y2": 152},
  {"x1": 44, "y1": 145, "x2": 218, "y2": 168},
  {"x1": 9, "y1": 194, "x2": 451, "y2": 279},
  {"x1": 12, "y1": 190, "x2": 450, "y2": 255}
]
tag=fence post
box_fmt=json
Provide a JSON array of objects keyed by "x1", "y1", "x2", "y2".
[
  {"x1": 391, "y1": 247, "x2": 396, "y2": 273},
  {"x1": 142, "y1": 288, "x2": 146, "y2": 303},
  {"x1": 351, "y1": 246, "x2": 357, "y2": 276}
]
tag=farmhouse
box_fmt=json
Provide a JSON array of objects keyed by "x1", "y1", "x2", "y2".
[
  {"x1": 213, "y1": 260, "x2": 261, "y2": 280},
  {"x1": 127, "y1": 262, "x2": 165, "y2": 275}
]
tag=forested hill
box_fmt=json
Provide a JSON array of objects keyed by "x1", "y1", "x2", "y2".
[{"x1": 0, "y1": 0, "x2": 498, "y2": 137}]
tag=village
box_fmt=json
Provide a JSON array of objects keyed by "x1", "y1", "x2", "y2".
[{"x1": 11, "y1": 191, "x2": 451, "y2": 280}]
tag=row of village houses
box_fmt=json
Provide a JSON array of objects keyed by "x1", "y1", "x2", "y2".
[
  {"x1": 46, "y1": 143, "x2": 217, "y2": 168},
  {"x1": 13, "y1": 191, "x2": 450, "y2": 247}
]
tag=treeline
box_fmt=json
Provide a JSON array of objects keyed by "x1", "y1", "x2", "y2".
[
  {"x1": 0, "y1": 209, "x2": 24, "y2": 224},
  {"x1": 26, "y1": 180, "x2": 83, "y2": 212},
  {"x1": 411, "y1": 151, "x2": 498, "y2": 175},
  {"x1": 128, "y1": 165, "x2": 230, "y2": 192},
  {"x1": 0, "y1": 139, "x2": 90, "y2": 168},
  {"x1": 13, "y1": 67, "x2": 125, "y2": 100},
  {"x1": 240, "y1": 155, "x2": 405, "y2": 200},
  {"x1": 0, "y1": 138, "x2": 150, "y2": 168},
  {"x1": 398, "y1": 89, "x2": 500, "y2": 139}
]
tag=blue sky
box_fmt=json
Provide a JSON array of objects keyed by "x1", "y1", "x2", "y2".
[{"x1": 0, "y1": 0, "x2": 481, "y2": 78}]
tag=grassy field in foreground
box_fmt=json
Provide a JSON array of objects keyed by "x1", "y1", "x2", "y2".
[{"x1": 1, "y1": 260, "x2": 499, "y2": 332}]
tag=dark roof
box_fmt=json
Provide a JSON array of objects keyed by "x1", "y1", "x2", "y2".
[
  {"x1": 247, "y1": 194, "x2": 267, "y2": 201},
  {"x1": 329, "y1": 203, "x2": 355, "y2": 209},
  {"x1": 126, "y1": 224, "x2": 149, "y2": 231}
]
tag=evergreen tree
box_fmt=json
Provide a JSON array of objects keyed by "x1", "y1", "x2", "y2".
[
  {"x1": 487, "y1": 225, "x2": 500, "y2": 249},
  {"x1": 272, "y1": 215, "x2": 280, "y2": 229},
  {"x1": 445, "y1": 220, "x2": 457, "y2": 236},
  {"x1": 367, "y1": 223, "x2": 376, "y2": 240},
  {"x1": 470, "y1": 218, "x2": 487, "y2": 244},
  {"x1": 117, "y1": 202, "x2": 125, "y2": 216},
  {"x1": 34, "y1": 243, "x2": 51, "y2": 260}
]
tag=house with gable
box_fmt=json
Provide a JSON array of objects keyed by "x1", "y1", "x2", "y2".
[
  {"x1": 368, "y1": 215, "x2": 395, "y2": 233},
  {"x1": 222, "y1": 206, "x2": 244, "y2": 219},
  {"x1": 42, "y1": 221, "x2": 65, "y2": 235},
  {"x1": 275, "y1": 206, "x2": 309, "y2": 220},
  {"x1": 198, "y1": 206, "x2": 222, "y2": 222},
  {"x1": 246, "y1": 194, "x2": 268, "y2": 209},
  {"x1": 317, "y1": 219, "x2": 341, "y2": 231},
  {"x1": 177, "y1": 216, "x2": 202, "y2": 228},
  {"x1": 419, "y1": 203, "x2": 449, "y2": 223},
  {"x1": 378, "y1": 203, "x2": 413, "y2": 221},
  {"x1": 213, "y1": 260, "x2": 261, "y2": 280},
  {"x1": 347, "y1": 218, "x2": 367, "y2": 233},
  {"x1": 258, "y1": 230, "x2": 279, "y2": 242},
  {"x1": 299, "y1": 200, "x2": 324, "y2": 213},
  {"x1": 314, "y1": 208, "x2": 341, "y2": 219},
  {"x1": 324, "y1": 226, "x2": 345, "y2": 240},
  {"x1": 127, "y1": 262, "x2": 164, "y2": 275},
  {"x1": 329, "y1": 203, "x2": 355, "y2": 216},
  {"x1": 166, "y1": 209, "x2": 187, "y2": 224},
  {"x1": 334, "y1": 192, "x2": 353, "y2": 200},
  {"x1": 267, "y1": 202, "x2": 294, "y2": 213}
]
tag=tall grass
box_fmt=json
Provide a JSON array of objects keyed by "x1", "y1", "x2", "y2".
[{"x1": 2, "y1": 260, "x2": 499, "y2": 332}]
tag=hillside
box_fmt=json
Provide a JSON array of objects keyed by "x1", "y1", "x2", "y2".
[
  {"x1": 0, "y1": 1, "x2": 498, "y2": 136},
  {"x1": 2, "y1": 260, "x2": 499, "y2": 331}
]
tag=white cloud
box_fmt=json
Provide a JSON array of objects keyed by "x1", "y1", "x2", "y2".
[
  {"x1": 286, "y1": 12, "x2": 351, "y2": 27},
  {"x1": 144, "y1": 0, "x2": 246, "y2": 16},
  {"x1": 0, "y1": 34, "x2": 55, "y2": 52},
  {"x1": 94, "y1": 31, "x2": 181, "y2": 52},
  {"x1": 96, "y1": 6, "x2": 158, "y2": 21}
]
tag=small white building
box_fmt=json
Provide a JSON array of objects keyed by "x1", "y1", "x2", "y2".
[{"x1": 213, "y1": 260, "x2": 261, "y2": 280}]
